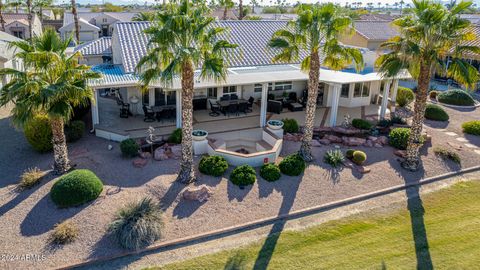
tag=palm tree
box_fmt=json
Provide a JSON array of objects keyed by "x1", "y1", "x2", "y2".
[
  {"x1": 399, "y1": 0, "x2": 405, "y2": 14},
  {"x1": 132, "y1": 11, "x2": 155, "y2": 21},
  {"x1": 136, "y1": 0, "x2": 237, "y2": 184},
  {"x1": 7, "y1": 0, "x2": 22, "y2": 13},
  {"x1": 26, "y1": 0, "x2": 33, "y2": 40},
  {"x1": 269, "y1": 3, "x2": 363, "y2": 161},
  {"x1": 71, "y1": 0, "x2": 80, "y2": 43},
  {"x1": 217, "y1": 0, "x2": 234, "y2": 20},
  {"x1": 0, "y1": 0, "x2": 6, "y2": 31},
  {"x1": 238, "y1": 0, "x2": 243, "y2": 20},
  {"x1": 34, "y1": 0, "x2": 53, "y2": 23},
  {"x1": 376, "y1": 0, "x2": 480, "y2": 171},
  {"x1": 0, "y1": 29, "x2": 100, "y2": 174}
]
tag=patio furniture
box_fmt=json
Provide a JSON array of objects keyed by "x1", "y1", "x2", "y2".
[
  {"x1": 209, "y1": 100, "x2": 221, "y2": 117},
  {"x1": 116, "y1": 92, "x2": 132, "y2": 118},
  {"x1": 288, "y1": 102, "x2": 303, "y2": 112},
  {"x1": 230, "y1": 93, "x2": 239, "y2": 100},
  {"x1": 216, "y1": 99, "x2": 248, "y2": 115},
  {"x1": 220, "y1": 95, "x2": 230, "y2": 101},
  {"x1": 267, "y1": 100, "x2": 282, "y2": 114},
  {"x1": 193, "y1": 96, "x2": 207, "y2": 110},
  {"x1": 246, "y1": 96, "x2": 254, "y2": 112},
  {"x1": 142, "y1": 105, "x2": 156, "y2": 122},
  {"x1": 227, "y1": 103, "x2": 239, "y2": 117},
  {"x1": 238, "y1": 102, "x2": 248, "y2": 115}
]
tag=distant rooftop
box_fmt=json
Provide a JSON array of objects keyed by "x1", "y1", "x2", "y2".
[
  {"x1": 353, "y1": 21, "x2": 399, "y2": 41},
  {"x1": 75, "y1": 37, "x2": 112, "y2": 56},
  {"x1": 63, "y1": 12, "x2": 139, "y2": 26}
]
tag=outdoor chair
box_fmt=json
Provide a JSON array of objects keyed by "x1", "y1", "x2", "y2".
[
  {"x1": 142, "y1": 105, "x2": 156, "y2": 122},
  {"x1": 246, "y1": 96, "x2": 254, "y2": 112},
  {"x1": 209, "y1": 100, "x2": 221, "y2": 117},
  {"x1": 267, "y1": 100, "x2": 282, "y2": 114},
  {"x1": 227, "y1": 103, "x2": 239, "y2": 117},
  {"x1": 288, "y1": 92, "x2": 297, "y2": 102},
  {"x1": 238, "y1": 102, "x2": 248, "y2": 115},
  {"x1": 230, "y1": 93, "x2": 239, "y2": 100},
  {"x1": 116, "y1": 93, "x2": 132, "y2": 118},
  {"x1": 157, "y1": 109, "x2": 171, "y2": 123}
]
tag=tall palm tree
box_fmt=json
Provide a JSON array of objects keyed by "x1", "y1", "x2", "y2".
[
  {"x1": 26, "y1": 0, "x2": 33, "y2": 40},
  {"x1": 376, "y1": 0, "x2": 480, "y2": 171},
  {"x1": 238, "y1": 0, "x2": 243, "y2": 20},
  {"x1": 136, "y1": 0, "x2": 237, "y2": 184},
  {"x1": 0, "y1": 0, "x2": 6, "y2": 31},
  {"x1": 34, "y1": 0, "x2": 53, "y2": 23},
  {"x1": 7, "y1": 0, "x2": 22, "y2": 13},
  {"x1": 132, "y1": 11, "x2": 155, "y2": 21},
  {"x1": 217, "y1": 0, "x2": 234, "y2": 20},
  {"x1": 0, "y1": 29, "x2": 100, "y2": 174},
  {"x1": 269, "y1": 3, "x2": 363, "y2": 161},
  {"x1": 71, "y1": 0, "x2": 80, "y2": 43}
]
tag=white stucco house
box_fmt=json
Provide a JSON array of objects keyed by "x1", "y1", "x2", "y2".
[
  {"x1": 0, "y1": 31, "x2": 23, "y2": 87},
  {"x1": 2, "y1": 13, "x2": 42, "y2": 39},
  {"x1": 85, "y1": 20, "x2": 409, "y2": 141},
  {"x1": 59, "y1": 12, "x2": 138, "y2": 42}
]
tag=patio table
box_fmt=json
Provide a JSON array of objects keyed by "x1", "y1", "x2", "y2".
[
  {"x1": 152, "y1": 105, "x2": 176, "y2": 113},
  {"x1": 216, "y1": 99, "x2": 248, "y2": 115}
]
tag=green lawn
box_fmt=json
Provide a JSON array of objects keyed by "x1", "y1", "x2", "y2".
[{"x1": 149, "y1": 180, "x2": 480, "y2": 270}]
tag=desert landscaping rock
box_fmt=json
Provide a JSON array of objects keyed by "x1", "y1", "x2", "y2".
[
  {"x1": 324, "y1": 134, "x2": 342, "y2": 143},
  {"x1": 132, "y1": 157, "x2": 148, "y2": 168},
  {"x1": 182, "y1": 185, "x2": 213, "y2": 202},
  {"x1": 394, "y1": 150, "x2": 407, "y2": 158}
]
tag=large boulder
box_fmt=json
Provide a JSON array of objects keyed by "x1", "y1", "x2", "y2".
[
  {"x1": 318, "y1": 138, "x2": 331, "y2": 145},
  {"x1": 132, "y1": 157, "x2": 148, "y2": 168},
  {"x1": 324, "y1": 134, "x2": 342, "y2": 143},
  {"x1": 170, "y1": 144, "x2": 182, "y2": 159},
  {"x1": 332, "y1": 127, "x2": 363, "y2": 135},
  {"x1": 154, "y1": 148, "x2": 169, "y2": 161},
  {"x1": 343, "y1": 137, "x2": 366, "y2": 146},
  {"x1": 182, "y1": 185, "x2": 213, "y2": 202},
  {"x1": 378, "y1": 136, "x2": 389, "y2": 145},
  {"x1": 311, "y1": 140, "x2": 322, "y2": 147}
]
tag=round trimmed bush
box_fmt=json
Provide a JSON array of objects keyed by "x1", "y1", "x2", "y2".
[
  {"x1": 230, "y1": 165, "x2": 256, "y2": 186},
  {"x1": 260, "y1": 163, "x2": 281, "y2": 182},
  {"x1": 199, "y1": 155, "x2": 228, "y2": 177},
  {"x1": 396, "y1": 87, "x2": 415, "y2": 107},
  {"x1": 462, "y1": 120, "x2": 480, "y2": 135},
  {"x1": 168, "y1": 128, "x2": 182, "y2": 144},
  {"x1": 352, "y1": 118, "x2": 372, "y2": 130},
  {"x1": 50, "y1": 169, "x2": 103, "y2": 208},
  {"x1": 437, "y1": 89, "x2": 475, "y2": 106},
  {"x1": 120, "y1": 138, "x2": 139, "y2": 157},
  {"x1": 282, "y1": 118, "x2": 299, "y2": 133},
  {"x1": 389, "y1": 128, "x2": 411, "y2": 150},
  {"x1": 346, "y1": 149, "x2": 355, "y2": 159},
  {"x1": 65, "y1": 120, "x2": 85, "y2": 142},
  {"x1": 279, "y1": 154, "x2": 306, "y2": 176},
  {"x1": 24, "y1": 115, "x2": 53, "y2": 152},
  {"x1": 352, "y1": 151, "x2": 367, "y2": 165},
  {"x1": 424, "y1": 104, "x2": 449, "y2": 121}
]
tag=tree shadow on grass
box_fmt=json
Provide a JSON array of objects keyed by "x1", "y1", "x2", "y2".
[{"x1": 405, "y1": 185, "x2": 434, "y2": 270}]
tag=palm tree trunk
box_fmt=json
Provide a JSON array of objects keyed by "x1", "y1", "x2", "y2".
[
  {"x1": 223, "y1": 7, "x2": 227, "y2": 20},
  {"x1": 50, "y1": 117, "x2": 71, "y2": 174},
  {"x1": 0, "y1": 0, "x2": 5, "y2": 32},
  {"x1": 26, "y1": 0, "x2": 33, "y2": 40},
  {"x1": 239, "y1": 0, "x2": 243, "y2": 20},
  {"x1": 39, "y1": 6, "x2": 43, "y2": 23},
  {"x1": 299, "y1": 50, "x2": 320, "y2": 162},
  {"x1": 402, "y1": 62, "x2": 431, "y2": 171},
  {"x1": 176, "y1": 60, "x2": 195, "y2": 184},
  {"x1": 71, "y1": 0, "x2": 80, "y2": 43}
]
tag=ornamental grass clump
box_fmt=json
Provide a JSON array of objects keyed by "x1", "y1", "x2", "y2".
[
  {"x1": 19, "y1": 167, "x2": 46, "y2": 189},
  {"x1": 109, "y1": 197, "x2": 163, "y2": 250},
  {"x1": 50, "y1": 220, "x2": 79, "y2": 245},
  {"x1": 433, "y1": 146, "x2": 461, "y2": 164},
  {"x1": 324, "y1": 150, "x2": 345, "y2": 168}
]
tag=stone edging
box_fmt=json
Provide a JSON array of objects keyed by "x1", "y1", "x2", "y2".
[
  {"x1": 429, "y1": 99, "x2": 480, "y2": 109},
  {"x1": 58, "y1": 165, "x2": 480, "y2": 270}
]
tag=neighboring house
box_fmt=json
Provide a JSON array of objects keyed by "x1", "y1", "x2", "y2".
[
  {"x1": 340, "y1": 20, "x2": 399, "y2": 50},
  {"x1": 253, "y1": 13, "x2": 298, "y2": 20},
  {"x1": 75, "y1": 36, "x2": 112, "y2": 66},
  {"x1": 87, "y1": 21, "x2": 409, "y2": 141},
  {"x1": 211, "y1": 8, "x2": 239, "y2": 20},
  {"x1": 2, "y1": 13, "x2": 43, "y2": 39},
  {"x1": 59, "y1": 12, "x2": 138, "y2": 42},
  {"x1": 0, "y1": 31, "x2": 23, "y2": 86}
]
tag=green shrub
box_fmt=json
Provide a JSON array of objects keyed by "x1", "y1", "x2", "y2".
[
  {"x1": 462, "y1": 120, "x2": 480, "y2": 135},
  {"x1": 389, "y1": 128, "x2": 411, "y2": 150},
  {"x1": 24, "y1": 115, "x2": 53, "y2": 152},
  {"x1": 352, "y1": 119, "x2": 372, "y2": 130},
  {"x1": 199, "y1": 155, "x2": 228, "y2": 177},
  {"x1": 282, "y1": 118, "x2": 299, "y2": 133},
  {"x1": 352, "y1": 151, "x2": 367, "y2": 165},
  {"x1": 168, "y1": 128, "x2": 182, "y2": 144},
  {"x1": 109, "y1": 197, "x2": 163, "y2": 250},
  {"x1": 50, "y1": 220, "x2": 79, "y2": 245},
  {"x1": 429, "y1": 90, "x2": 438, "y2": 99},
  {"x1": 433, "y1": 146, "x2": 461, "y2": 164},
  {"x1": 50, "y1": 169, "x2": 104, "y2": 208},
  {"x1": 230, "y1": 165, "x2": 256, "y2": 186},
  {"x1": 346, "y1": 149, "x2": 355, "y2": 159},
  {"x1": 279, "y1": 154, "x2": 306, "y2": 176},
  {"x1": 424, "y1": 104, "x2": 449, "y2": 121},
  {"x1": 120, "y1": 138, "x2": 139, "y2": 157},
  {"x1": 377, "y1": 119, "x2": 392, "y2": 128},
  {"x1": 260, "y1": 163, "x2": 281, "y2": 182},
  {"x1": 390, "y1": 116, "x2": 406, "y2": 125},
  {"x1": 324, "y1": 150, "x2": 345, "y2": 167},
  {"x1": 19, "y1": 167, "x2": 46, "y2": 189},
  {"x1": 65, "y1": 120, "x2": 85, "y2": 142},
  {"x1": 437, "y1": 89, "x2": 475, "y2": 106},
  {"x1": 396, "y1": 87, "x2": 415, "y2": 107}
]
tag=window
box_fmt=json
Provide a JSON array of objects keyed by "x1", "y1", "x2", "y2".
[
  {"x1": 268, "y1": 83, "x2": 273, "y2": 91},
  {"x1": 380, "y1": 81, "x2": 385, "y2": 94},
  {"x1": 223, "y1": 86, "x2": 236, "y2": 93},
  {"x1": 207, "y1": 87, "x2": 217, "y2": 98},
  {"x1": 362, "y1": 82, "x2": 370, "y2": 97},
  {"x1": 273, "y1": 81, "x2": 292, "y2": 91},
  {"x1": 12, "y1": 31, "x2": 24, "y2": 39},
  {"x1": 354, "y1": 83, "x2": 362, "y2": 97},
  {"x1": 340, "y1": 84, "x2": 349, "y2": 98},
  {"x1": 254, "y1": 84, "x2": 263, "y2": 93},
  {"x1": 103, "y1": 18, "x2": 107, "y2": 23}
]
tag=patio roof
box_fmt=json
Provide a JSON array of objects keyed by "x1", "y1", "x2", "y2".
[{"x1": 88, "y1": 63, "x2": 411, "y2": 89}]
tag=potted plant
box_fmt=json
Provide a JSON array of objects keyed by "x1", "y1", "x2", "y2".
[
  {"x1": 267, "y1": 120, "x2": 284, "y2": 130},
  {"x1": 192, "y1": 129, "x2": 208, "y2": 141}
]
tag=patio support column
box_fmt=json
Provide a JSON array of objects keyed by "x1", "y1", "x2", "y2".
[
  {"x1": 91, "y1": 88, "x2": 99, "y2": 126},
  {"x1": 176, "y1": 90, "x2": 182, "y2": 128},
  {"x1": 390, "y1": 79, "x2": 399, "y2": 113},
  {"x1": 259, "y1": 82, "x2": 268, "y2": 127},
  {"x1": 380, "y1": 80, "x2": 391, "y2": 119},
  {"x1": 329, "y1": 83, "x2": 341, "y2": 127}
]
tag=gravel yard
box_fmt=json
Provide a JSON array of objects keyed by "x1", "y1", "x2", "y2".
[{"x1": 1, "y1": 104, "x2": 479, "y2": 270}]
